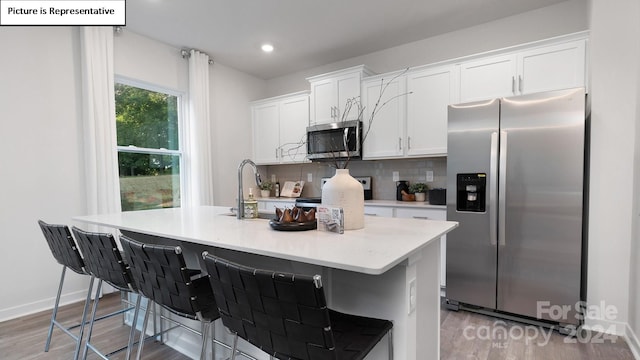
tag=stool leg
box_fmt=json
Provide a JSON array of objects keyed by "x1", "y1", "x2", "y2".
[
  {"x1": 388, "y1": 328, "x2": 394, "y2": 360},
  {"x1": 81, "y1": 279, "x2": 103, "y2": 360},
  {"x1": 230, "y1": 333, "x2": 239, "y2": 360},
  {"x1": 199, "y1": 321, "x2": 210, "y2": 360},
  {"x1": 73, "y1": 276, "x2": 95, "y2": 360},
  {"x1": 125, "y1": 294, "x2": 142, "y2": 360},
  {"x1": 45, "y1": 266, "x2": 67, "y2": 352},
  {"x1": 135, "y1": 299, "x2": 152, "y2": 360}
]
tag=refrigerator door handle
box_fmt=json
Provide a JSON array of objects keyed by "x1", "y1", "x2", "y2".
[
  {"x1": 489, "y1": 131, "x2": 499, "y2": 246},
  {"x1": 498, "y1": 130, "x2": 508, "y2": 246}
]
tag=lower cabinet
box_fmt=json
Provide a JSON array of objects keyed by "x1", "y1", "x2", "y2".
[
  {"x1": 376, "y1": 206, "x2": 447, "y2": 288},
  {"x1": 258, "y1": 200, "x2": 295, "y2": 212},
  {"x1": 364, "y1": 206, "x2": 394, "y2": 217}
]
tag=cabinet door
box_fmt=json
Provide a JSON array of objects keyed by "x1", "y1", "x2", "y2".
[
  {"x1": 364, "y1": 206, "x2": 394, "y2": 217},
  {"x1": 336, "y1": 73, "x2": 362, "y2": 122},
  {"x1": 361, "y1": 76, "x2": 405, "y2": 159},
  {"x1": 252, "y1": 102, "x2": 280, "y2": 164},
  {"x1": 518, "y1": 40, "x2": 586, "y2": 95},
  {"x1": 309, "y1": 78, "x2": 335, "y2": 125},
  {"x1": 406, "y1": 66, "x2": 457, "y2": 156},
  {"x1": 459, "y1": 54, "x2": 517, "y2": 102},
  {"x1": 279, "y1": 95, "x2": 309, "y2": 163}
]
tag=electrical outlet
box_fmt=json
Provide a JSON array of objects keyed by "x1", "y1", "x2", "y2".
[
  {"x1": 426, "y1": 170, "x2": 434, "y2": 182},
  {"x1": 408, "y1": 278, "x2": 417, "y2": 314},
  {"x1": 307, "y1": 173, "x2": 313, "y2": 182},
  {"x1": 392, "y1": 171, "x2": 400, "y2": 182}
]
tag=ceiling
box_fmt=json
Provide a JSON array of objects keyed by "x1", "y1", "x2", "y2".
[{"x1": 124, "y1": 0, "x2": 568, "y2": 80}]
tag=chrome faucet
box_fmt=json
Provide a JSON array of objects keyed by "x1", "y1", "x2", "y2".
[{"x1": 237, "y1": 159, "x2": 262, "y2": 219}]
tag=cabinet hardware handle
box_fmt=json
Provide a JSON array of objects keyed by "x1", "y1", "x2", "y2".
[
  {"x1": 399, "y1": 137, "x2": 402, "y2": 150},
  {"x1": 412, "y1": 216, "x2": 429, "y2": 220},
  {"x1": 512, "y1": 76, "x2": 516, "y2": 93},
  {"x1": 408, "y1": 136, "x2": 411, "y2": 150},
  {"x1": 364, "y1": 213, "x2": 378, "y2": 216},
  {"x1": 280, "y1": 148, "x2": 284, "y2": 158},
  {"x1": 518, "y1": 75, "x2": 523, "y2": 93},
  {"x1": 275, "y1": 148, "x2": 278, "y2": 158}
]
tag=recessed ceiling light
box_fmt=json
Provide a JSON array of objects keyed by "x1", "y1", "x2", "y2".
[{"x1": 261, "y1": 43, "x2": 274, "y2": 53}]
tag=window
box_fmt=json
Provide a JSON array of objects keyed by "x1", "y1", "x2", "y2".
[{"x1": 115, "y1": 81, "x2": 183, "y2": 211}]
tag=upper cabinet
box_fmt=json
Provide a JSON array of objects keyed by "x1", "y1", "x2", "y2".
[
  {"x1": 307, "y1": 65, "x2": 375, "y2": 125},
  {"x1": 405, "y1": 65, "x2": 458, "y2": 157},
  {"x1": 362, "y1": 65, "x2": 457, "y2": 159},
  {"x1": 361, "y1": 72, "x2": 406, "y2": 158},
  {"x1": 459, "y1": 38, "x2": 586, "y2": 103},
  {"x1": 252, "y1": 91, "x2": 310, "y2": 165}
]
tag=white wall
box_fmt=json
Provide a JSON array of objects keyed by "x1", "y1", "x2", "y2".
[
  {"x1": 266, "y1": 0, "x2": 588, "y2": 96},
  {"x1": 114, "y1": 30, "x2": 189, "y2": 92},
  {"x1": 210, "y1": 63, "x2": 267, "y2": 207},
  {"x1": 0, "y1": 27, "x2": 88, "y2": 321},
  {"x1": 628, "y1": 1, "x2": 640, "y2": 354},
  {"x1": 588, "y1": 0, "x2": 640, "y2": 337}
]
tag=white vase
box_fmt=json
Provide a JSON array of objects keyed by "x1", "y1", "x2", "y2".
[
  {"x1": 321, "y1": 168, "x2": 364, "y2": 230},
  {"x1": 260, "y1": 189, "x2": 271, "y2": 198},
  {"x1": 415, "y1": 192, "x2": 426, "y2": 202}
]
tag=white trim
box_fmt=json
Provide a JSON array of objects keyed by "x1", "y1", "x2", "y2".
[
  {"x1": 0, "y1": 288, "x2": 89, "y2": 323},
  {"x1": 626, "y1": 323, "x2": 640, "y2": 360},
  {"x1": 583, "y1": 316, "x2": 627, "y2": 336}
]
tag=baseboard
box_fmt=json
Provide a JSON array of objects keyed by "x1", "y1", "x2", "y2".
[
  {"x1": 625, "y1": 323, "x2": 640, "y2": 360},
  {"x1": 0, "y1": 288, "x2": 89, "y2": 322}
]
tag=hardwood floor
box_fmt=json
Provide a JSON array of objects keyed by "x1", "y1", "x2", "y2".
[
  {"x1": 0, "y1": 293, "x2": 636, "y2": 359},
  {"x1": 440, "y1": 306, "x2": 636, "y2": 360}
]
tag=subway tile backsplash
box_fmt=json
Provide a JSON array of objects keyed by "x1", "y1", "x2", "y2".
[{"x1": 260, "y1": 157, "x2": 447, "y2": 200}]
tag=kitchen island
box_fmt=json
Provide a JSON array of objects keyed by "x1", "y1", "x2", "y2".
[{"x1": 73, "y1": 206, "x2": 457, "y2": 360}]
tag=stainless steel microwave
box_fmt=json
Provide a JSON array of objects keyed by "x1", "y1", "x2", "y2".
[{"x1": 306, "y1": 120, "x2": 362, "y2": 160}]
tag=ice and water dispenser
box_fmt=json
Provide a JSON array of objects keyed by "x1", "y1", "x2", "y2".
[{"x1": 456, "y1": 173, "x2": 486, "y2": 212}]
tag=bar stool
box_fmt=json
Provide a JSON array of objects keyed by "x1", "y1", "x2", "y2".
[
  {"x1": 38, "y1": 220, "x2": 95, "y2": 360},
  {"x1": 71, "y1": 227, "x2": 143, "y2": 360},
  {"x1": 202, "y1": 251, "x2": 394, "y2": 360},
  {"x1": 119, "y1": 235, "x2": 221, "y2": 360}
]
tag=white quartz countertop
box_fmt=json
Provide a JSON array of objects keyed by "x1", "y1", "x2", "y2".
[{"x1": 73, "y1": 206, "x2": 457, "y2": 275}]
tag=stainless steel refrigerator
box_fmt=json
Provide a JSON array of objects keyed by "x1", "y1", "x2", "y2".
[{"x1": 445, "y1": 88, "x2": 588, "y2": 328}]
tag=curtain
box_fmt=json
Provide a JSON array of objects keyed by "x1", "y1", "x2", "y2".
[
  {"x1": 80, "y1": 27, "x2": 121, "y2": 215},
  {"x1": 184, "y1": 49, "x2": 214, "y2": 206}
]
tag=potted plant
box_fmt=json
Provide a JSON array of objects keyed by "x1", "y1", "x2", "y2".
[
  {"x1": 259, "y1": 181, "x2": 273, "y2": 198},
  {"x1": 409, "y1": 183, "x2": 429, "y2": 202}
]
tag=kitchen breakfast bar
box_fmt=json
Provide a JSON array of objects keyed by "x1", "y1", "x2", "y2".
[{"x1": 73, "y1": 206, "x2": 458, "y2": 359}]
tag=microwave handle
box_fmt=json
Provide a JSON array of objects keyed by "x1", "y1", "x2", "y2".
[{"x1": 343, "y1": 128, "x2": 349, "y2": 151}]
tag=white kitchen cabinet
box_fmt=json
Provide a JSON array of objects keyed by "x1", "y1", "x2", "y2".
[
  {"x1": 361, "y1": 72, "x2": 405, "y2": 158},
  {"x1": 307, "y1": 65, "x2": 374, "y2": 125},
  {"x1": 252, "y1": 101, "x2": 280, "y2": 164},
  {"x1": 279, "y1": 95, "x2": 310, "y2": 162},
  {"x1": 362, "y1": 65, "x2": 456, "y2": 159},
  {"x1": 364, "y1": 206, "x2": 394, "y2": 217},
  {"x1": 459, "y1": 54, "x2": 517, "y2": 103},
  {"x1": 395, "y1": 207, "x2": 447, "y2": 288},
  {"x1": 405, "y1": 65, "x2": 458, "y2": 157},
  {"x1": 251, "y1": 92, "x2": 309, "y2": 165},
  {"x1": 517, "y1": 39, "x2": 586, "y2": 95},
  {"x1": 258, "y1": 200, "x2": 295, "y2": 212},
  {"x1": 459, "y1": 39, "x2": 587, "y2": 103}
]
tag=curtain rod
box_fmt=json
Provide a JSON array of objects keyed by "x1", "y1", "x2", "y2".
[{"x1": 181, "y1": 49, "x2": 214, "y2": 65}]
